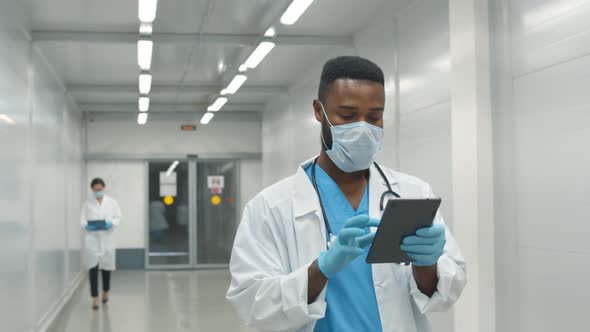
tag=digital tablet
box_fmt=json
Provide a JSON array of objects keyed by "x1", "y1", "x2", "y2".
[
  {"x1": 88, "y1": 220, "x2": 107, "y2": 230},
  {"x1": 366, "y1": 198, "x2": 441, "y2": 264}
]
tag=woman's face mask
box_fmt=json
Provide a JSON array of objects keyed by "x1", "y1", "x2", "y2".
[{"x1": 320, "y1": 102, "x2": 383, "y2": 173}]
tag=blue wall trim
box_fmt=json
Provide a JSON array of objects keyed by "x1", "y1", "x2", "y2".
[{"x1": 116, "y1": 248, "x2": 145, "y2": 270}]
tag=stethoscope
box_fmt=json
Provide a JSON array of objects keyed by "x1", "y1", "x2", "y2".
[{"x1": 310, "y1": 157, "x2": 400, "y2": 248}]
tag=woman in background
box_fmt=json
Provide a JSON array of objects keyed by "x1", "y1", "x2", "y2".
[{"x1": 80, "y1": 178, "x2": 122, "y2": 310}]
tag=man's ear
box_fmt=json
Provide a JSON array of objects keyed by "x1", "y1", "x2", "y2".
[{"x1": 313, "y1": 100, "x2": 323, "y2": 123}]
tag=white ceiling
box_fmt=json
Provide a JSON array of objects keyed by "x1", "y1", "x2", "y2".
[{"x1": 30, "y1": 0, "x2": 389, "y2": 117}]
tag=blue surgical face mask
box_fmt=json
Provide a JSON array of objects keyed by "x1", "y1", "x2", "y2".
[
  {"x1": 94, "y1": 191, "x2": 105, "y2": 199},
  {"x1": 320, "y1": 102, "x2": 384, "y2": 173}
]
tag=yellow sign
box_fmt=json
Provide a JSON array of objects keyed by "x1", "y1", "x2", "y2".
[
  {"x1": 163, "y1": 195, "x2": 174, "y2": 206},
  {"x1": 211, "y1": 195, "x2": 221, "y2": 206}
]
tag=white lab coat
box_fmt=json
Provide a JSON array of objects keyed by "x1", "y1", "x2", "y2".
[
  {"x1": 80, "y1": 195, "x2": 122, "y2": 271},
  {"x1": 227, "y1": 158, "x2": 466, "y2": 332}
]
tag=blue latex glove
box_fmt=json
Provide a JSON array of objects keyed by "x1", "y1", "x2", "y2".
[
  {"x1": 85, "y1": 224, "x2": 98, "y2": 231},
  {"x1": 105, "y1": 221, "x2": 113, "y2": 230},
  {"x1": 400, "y1": 223, "x2": 446, "y2": 266},
  {"x1": 317, "y1": 215, "x2": 379, "y2": 278}
]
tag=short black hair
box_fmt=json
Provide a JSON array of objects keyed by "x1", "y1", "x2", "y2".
[
  {"x1": 90, "y1": 178, "x2": 105, "y2": 188},
  {"x1": 318, "y1": 56, "x2": 385, "y2": 103}
]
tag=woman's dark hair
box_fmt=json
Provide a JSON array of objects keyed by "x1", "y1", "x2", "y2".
[{"x1": 90, "y1": 178, "x2": 106, "y2": 188}]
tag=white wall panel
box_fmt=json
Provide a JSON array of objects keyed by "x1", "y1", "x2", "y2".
[
  {"x1": 493, "y1": 0, "x2": 590, "y2": 331},
  {"x1": 31, "y1": 50, "x2": 68, "y2": 320},
  {"x1": 0, "y1": 1, "x2": 85, "y2": 331},
  {"x1": 511, "y1": 0, "x2": 590, "y2": 76},
  {"x1": 396, "y1": 1, "x2": 454, "y2": 331},
  {"x1": 87, "y1": 121, "x2": 261, "y2": 156},
  {"x1": 0, "y1": 2, "x2": 35, "y2": 331},
  {"x1": 517, "y1": 248, "x2": 590, "y2": 332}
]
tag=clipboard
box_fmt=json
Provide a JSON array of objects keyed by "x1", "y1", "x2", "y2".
[
  {"x1": 88, "y1": 220, "x2": 107, "y2": 230},
  {"x1": 366, "y1": 198, "x2": 441, "y2": 264}
]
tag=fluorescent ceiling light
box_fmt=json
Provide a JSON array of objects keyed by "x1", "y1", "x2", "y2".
[
  {"x1": 138, "y1": 0, "x2": 158, "y2": 23},
  {"x1": 138, "y1": 96, "x2": 150, "y2": 112},
  {"x1": 138, "y1": 40, "x2": 153, "y2": 70},
  {"x1": 238, "y1": 65, "x2": 247, "y2": 72},
  {"x1": 0, "y1": 114, "x2": 16, "y2": 125},
  {"x1": 225, "y1": 75, "x2": 247, "y2": 94},
  {"x1": 165, "y1": 160, "x2": 179, "y2": 177},
  {"x1": 264, "y1": 27, "x2": 276, "y2": 37},
  {"x1": 138, "y1": 112, "x2": 148, "y2": 125},
  {"x1": 280, "y1": 0, "x2": 315, "y2": 25},
  {"x1": 139, "y1": 73, "x2": 152, "y2": 94},
  {"x1": 244, "y1": 41, "x2": 275, "y2": 69},
  {"x1": 200, "y1": 112, "x2": 214, "y2": 124},
  {"x1": 207, "y1": 97, "x2": 227, "y2": 112},
  {"x1": 220, "y1": 89, "x2": 227, "y2": 95},
  {"x1": 139, "y1": 23, "x2": 153, "y2": 35}
]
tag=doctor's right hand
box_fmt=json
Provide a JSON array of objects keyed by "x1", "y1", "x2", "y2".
[
  {"x1": 317, "y1": 215, "x2": 378, "y2": 278},
  {"x1": 85, "y1": 224, "x2": 98, "y2": 231}
]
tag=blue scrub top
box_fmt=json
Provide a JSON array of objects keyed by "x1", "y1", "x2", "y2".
[{"x1": 305, "y1": 164, "x2": 383, "y2": 332}]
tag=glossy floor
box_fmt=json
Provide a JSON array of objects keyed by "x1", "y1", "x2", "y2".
[{"x1": 50, "y1": 270, "x2": 255, "y2": 332}]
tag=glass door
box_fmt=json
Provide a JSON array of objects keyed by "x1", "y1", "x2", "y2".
[
  {"x1": 146, "y1": 159, "x2": 240, "y2": 269},
  {"x1": 195, "y1": 160, "x2": 239, "y2": 266},
  {"x1": 146, "y1": 160, "x2": 191, "y2": 267}
]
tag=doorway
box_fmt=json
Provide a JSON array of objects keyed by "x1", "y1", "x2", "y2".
[{"x1": 146, "y1": 159, "x2": 240, "y2": 268}]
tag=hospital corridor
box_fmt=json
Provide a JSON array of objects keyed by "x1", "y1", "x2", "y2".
[{"x1": 1, "y1": 0, "x2": 589, "y2": 332}]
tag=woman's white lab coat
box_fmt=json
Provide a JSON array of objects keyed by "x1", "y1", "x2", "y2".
[
  {"x1": 80, "y1": 195, "x2": 122, "y2": 271},
  {"x1": 226, "y1": 159, "x2": 466, "y2": 332}
]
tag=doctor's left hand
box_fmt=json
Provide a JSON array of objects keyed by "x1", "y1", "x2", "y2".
[
  {"x1": 105, "y1": 221, "x2": 113, "y2": 230},
  {"x1": 400, "y1": 224, "x2": 446, "y2": 267}
]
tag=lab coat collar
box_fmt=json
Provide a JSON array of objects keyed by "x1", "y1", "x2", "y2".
[
  {"x1": 293, "y1": 157, "x2": 320, "y2": 218},
  {"x1": 292, "y1": 157, "x2": 399, "y2": 218}
]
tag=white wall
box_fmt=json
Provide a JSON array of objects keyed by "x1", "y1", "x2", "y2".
[
  {"x1": 0, "y1": 1, "x2": 85, "y2": 331},
  {"x1": 86, "y1": 120, "x2": 262, "y2": 249},
  {"x1": 492, "y1": 1, "x2": 590, "y2": 331},
  {"x1": 87, "y1": 120, "x2": 261, "y2": 156}
]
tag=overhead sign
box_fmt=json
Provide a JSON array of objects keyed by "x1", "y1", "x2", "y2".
[
  {"x1": 207, "y1": 175, "x2": 225, "y2": 194},
  {"x1": 180, "y1": 124, "x2": 197, "y2": 131}
]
